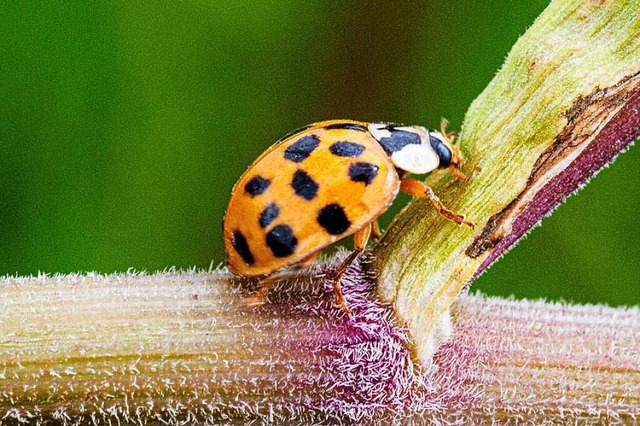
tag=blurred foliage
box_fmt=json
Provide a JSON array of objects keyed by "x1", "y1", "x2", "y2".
[{"x1": 1, "y1": 1, "x2": 638, "y2": 306}]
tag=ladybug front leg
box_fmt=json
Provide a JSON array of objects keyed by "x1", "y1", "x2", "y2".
[
  {"x1": 332, "y1": 223, "x2": 373, "y2": 314},
  {"x1": 400, "y1": 178, "x2": 475, "y2": 228},
  {"x1": 448, "y1": 144, "x2": 482, "y2": 182}
]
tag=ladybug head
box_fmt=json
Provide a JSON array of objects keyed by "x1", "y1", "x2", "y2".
[
  {"x1": 426, "y1": 130, "x2": 455, "y2": 168},
  {"x1": 368, "y1": 123, "x2": 453, "y2": 175}
]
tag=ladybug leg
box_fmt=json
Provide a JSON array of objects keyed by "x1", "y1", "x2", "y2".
[
  {"x1": 448, "y1": 143, "x2": 482, "y2": 183},
  {"x1": 371, "y1": 219, "x2": 382, "y2": 240},
  {"x1": 243, "y1": 254, "x2": 320, "y2": 308},
  {"x1": 332, "y1": 223, "x2": 373, "y2": 314},
  {"x1": 449, "y1": 162, "x2": 470, "y2": 182},
  {"x1": 354, "y1": 220, "x2": 373, "y2": 249},
  {"x1": 242, "y1": 274, "x2": 281, "y2": 308},
  {"x1": 400, "y1": 178, "x2": 475, "y2": 229},
  {"x1": 332, "y1": 251, "x2": 358, "y2": 315}
]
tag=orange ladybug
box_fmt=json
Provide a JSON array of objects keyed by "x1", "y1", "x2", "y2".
[{"x1": 223, "y1": 119, "x2": 476, "y2": 312}]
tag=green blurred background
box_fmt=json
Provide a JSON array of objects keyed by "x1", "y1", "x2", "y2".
[{"x1": 1, "y1": 1, "x2": 638, "y2": 306}]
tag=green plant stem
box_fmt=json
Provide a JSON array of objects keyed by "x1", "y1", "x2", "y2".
[{"x1": 373, "y1": 0, "x2": 640, "y2": 364}]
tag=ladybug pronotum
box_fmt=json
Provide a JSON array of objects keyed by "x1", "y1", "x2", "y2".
[{"x1": 223, "y1": 119, "x2": 477, "y2": 312}]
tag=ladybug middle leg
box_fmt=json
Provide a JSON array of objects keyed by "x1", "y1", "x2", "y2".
[
  {"x1": 332, "y1": 222, "x2": 374, "y2": 314},
  {"x1": 371, "y1": 219, "x2": 382, "y2": 241},
  {"x1": 400, "y1": 178, "x2": 475, "y2": 229}
]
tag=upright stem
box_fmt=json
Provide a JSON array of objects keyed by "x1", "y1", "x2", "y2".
[{"x1": 373, "y1": 0, "x2": 640, "y2": 364}]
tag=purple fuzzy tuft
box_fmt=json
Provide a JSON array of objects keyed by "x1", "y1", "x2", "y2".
[
  {"x1": 261, "y1": 254, "x2": 485, "y2": 422},
  {"x1": 247, "y1": 253, "x2": 640, "y2": 423}
]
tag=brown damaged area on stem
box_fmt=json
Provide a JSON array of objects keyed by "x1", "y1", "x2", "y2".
[{"x1": 465, "y1": 70, "x2": 640, "y2": 259}]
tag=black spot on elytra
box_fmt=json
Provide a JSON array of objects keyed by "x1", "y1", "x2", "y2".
[
  {"x1": 284, "y1": 135, "x2": 319, "y2": 163},
  {"x1": 266, "y1": 224, "x2": 297, "y2": 257},
  {"x1": 291, "y1": 169, "x2": 319, "y2": 200},
  {"x1": 378, "y1": 128, "x2": 421, "y2": 154},
  {"x1": 231, "y1": 230, "x2": 254, "y2": 265},
  {"x1": 429, "y1": 134, "x2": 453, "y2": 167},
  {"x1": 348, "y1": 162, "x2": 379, "y2": 185},
  {"x1": 244, "y1": 176, "x2": 271, "y2": 197},
  {"x1": 329, "y1": 141, "x2": 365, "y2": 157},
  {"x1": 317, "y1": 204, "x2": 350, "y2": 235},
  {"x1": 323, "y1": 123, "x2": 368, "y2": 132},
  {"x1": 259, "y1": 203, "x2": 280, "y2": 228}
]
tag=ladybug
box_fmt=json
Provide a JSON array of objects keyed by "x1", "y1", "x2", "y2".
[{"x1": 223, "y1": 119, "x2": 477, "y2": 312}]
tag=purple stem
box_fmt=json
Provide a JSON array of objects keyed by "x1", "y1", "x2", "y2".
[{"x1": 475, "y1": 89, "x2": 640, "y2": 278}]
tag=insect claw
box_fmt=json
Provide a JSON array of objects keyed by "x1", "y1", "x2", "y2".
[
  {"x1": 449, "y1": 164, "x2": 470, "y2": 182},
  {"x1": 334, "y1": 286, "x2": 352, "y2": 315},
  {"x1": 460, "y1": 216, "x2": 475, "y2": 229},
  {"x1": 466, "y1": 160, "x2": 482, "y2": 172}
]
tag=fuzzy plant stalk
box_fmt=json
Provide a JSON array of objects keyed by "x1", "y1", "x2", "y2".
[
  {"x1": 1, "y1": 268, "x2": 640, "y2": 424},
  {"x1": 374, "y1": 0, "x2": 640, "y2": 364},
  {"x1": 3, "y1": 0, "x2": 640, "y2": 424}
]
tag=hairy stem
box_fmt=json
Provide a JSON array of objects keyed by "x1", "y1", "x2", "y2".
[
  {"x1": 1, "y1": 268, "x2": 639, "y2": 424},
  {"x1": 373, "y1": 0, "x2": 640, "y2": 364}
]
